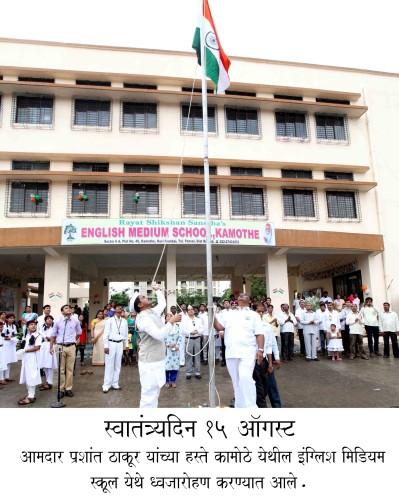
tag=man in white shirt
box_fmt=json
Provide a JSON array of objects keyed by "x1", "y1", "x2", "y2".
[
  {"x1": 37, "y1": 304, "x2": 52, "y2": 332},
  {"x1": 214, "y1": 292, "x2": 264, "y2": 409},
  {"x1": 379, "y1": 302, "x2": 399, "y2": 358},
  {"x1": 277, "y1": 304, "x2": 297, "y2": 362},
  {"x1": 339, "y1": 300, "x2": 353, "y2": 356},
  {"x1": 346, "y1": 303, "x2": 369, "y2": 360},
  {"x1": 301, "y1": 302, "x2": 321, "y2": 361},
  {"x1": 199, "y1": 304, "x2": 209, "y2": 365},
  {"x1": 360, "y1": 297, "x2": 381, "y2": 357},
  {"x1": 133, "y1": 283, "x2": 181, "y2": 408},
  {"x1": 319, "y1": 291, "x2": 332, "y2": 306},
  {"x1": 178, "y1": 303, "x2": 188, "y2": 367},
  {"x1": 295, "y1": 299, "x2": 306, "y2": 357},
  {"x1": 323, "y1": 302, "x2": 341, "y2": 356},
  {"x1": 102, "y1": 304, "x2": 129, "y2": 393},
  {"x1": 182, "y1": 306, "x2": 204, "y2": 379}
]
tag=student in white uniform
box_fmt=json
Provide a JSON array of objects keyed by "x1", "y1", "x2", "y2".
[
  {"x1": 102, "y1": 304, "x2": 129, "y2": 393},
  {"x1": 39, "y1": 315, "x2": 58, "y2": 391},
  {"x1": 18, "y1": 320, "x2": 43, "y2": 405},
  {"x1": 301, "y1": 302, "x2": 322, "y2": 361},
  {"x1": 4, "y1": 312, "x2": 18, "y2": 382},
  {"x1": 37, "y1": 304, "x2": 52, "y2": 332},
  {"x1": 0, "y1": 320, "x2": 8, "y2": 388}
]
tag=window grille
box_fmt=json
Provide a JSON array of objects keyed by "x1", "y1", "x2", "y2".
[
  {"x1": 225, "y1": 90, "x2": 256, "y2": 97},
  {"x1": 316, "y1": 98, "x2": 350, "y2": 105},
  {"x1": 14, "y1": 94, "x2": 54, "y2": 125},
  {"x1": 73, "y1": 162, "x2": 109, "y2": 172},
  {"x1": 73, "y1": 99, "x2": 111, "y2": 128},
  {"x1": 274, "y1": 94, "x2": 303, "y2": 101},
  {"x1": 315, "y1": 114, "x2": 349, "y2": 142},
  {"x1": 122, "y1": 102, "x2": 157, "y2": 129},
  {"x1": 324, "y1": 171, "x2": 354, "y2": 181},
  {"x1": 230, "y1": 187, "x2": 265, "y2": 217},
  {"x1": 225, "y1": 107, "x2": 259, "y2": 135},
  {"x1": 282, "y1": 169, "x2": 312, "y2": 179},
  {"x1": 183, "y1": 165, "x2": 217, "y2": 175},
  {"x1": 71, "y1": 183, "x2": 109, "y2": 215},
  {"x1": 76, "y1": 80, "x2": 111, "y2": 87},
  {"x1": 326, "y1": 191, "x2": 359, "y2": 219},
  {"x1": 181, "y1": 87, "x2": 213, "y2": 94},
  {"x1": 122, "y1": 184, "x2": 160, "y2": 216},
  {"x1": 124, "y1": 83, "x2": 157, "y2": 90},
  {"x1": 12, "y1": 161, "x2": 50, "y2": 171},
  {"x1": 230, "y1": 167, "x2": 262, "y2": 177},
  {"x1": 124, "y1": 164, "x2": 160, "y2": 174},
  {"x1": 181, "y1": 104, "x2": 216, "y2": 133},
  {"x1": 275, "y1": 111, "x2": 308, "y2": 138},
  {"x1": 282, "y1": 188, "x2": 316, "y2": 218},
  {"x1": 9, "y1": 181, "x2": 49, "y2": 214},
  {"x1": 18, "y1": 77, "x2": 55, "y2": 83},
  {"x1": 182, "y1": 185, "x2": 219, "y2": 217}
]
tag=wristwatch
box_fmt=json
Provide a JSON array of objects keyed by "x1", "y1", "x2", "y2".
[{"x1": 258, "y1": 348, "x2": 264, "y2": 352}]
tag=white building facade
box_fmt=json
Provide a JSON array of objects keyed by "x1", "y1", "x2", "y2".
[{"x1": 0, "y1": 38, "x2": 395, "y2": 321}]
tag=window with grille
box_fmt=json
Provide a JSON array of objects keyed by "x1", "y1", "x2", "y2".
[
  {"x1": 182, "y1": 186, "x2": 218, "y2": 216},
  {"x1": 274, "y1": 94, "x2": 303, "y2": 101},
  {"x1": 283, "y1": 189, "x2": 315, "y2": 218},
  {"x1": 225, "y1": 107, "x2": 259, "y2": 135},
  {"x1": 124, "y1": 164, "x2": 160, "y2": 174},
  {"x1": 225, "y1": 90, "x2": 256, "y2": 97},
  {"x1": 275, "y1": 111, "x2": 308, "y2": 138},
  {"x1": 326, "y1": 191, "x2": 357, "y2": 219},
  {"x1": 123, "y1": 184, "x2": 159, "y2": 215},
  {"x1": 12, "y1": 161, "x2": 50, "y2": 171},
  {"x1": 74, "y1": 99, "x2": 111, "y2": 127},
  {"x1": 282, "y1": 169, "x2": 312, "y2": 179},
  {"x1": 14, "y1": 94, "x2": 54, "y2": 124},
  {"x1": 181, "y1": 104, "x2": 216, "y2": 132},
  {"x1": 183, "y1": 165, "x2": 217, "y2": 175},
  {"x1": 324, "y1": 171, "x2": 354, "y2": 181},
  {"x1": 230, "y1": 167, "x2": 262, "y2": 177},
  {"x1": 73, "y1": 162, "x2": 109, "y2": 172},
  {"x1": 76, "y1": 80, "x2": 111, "y2": 87},
  {"x1": 9, "y1": 182, "x2": 49, "y2": 213},
  {"x1": 316, "y1": 114, "x2": 348, "y2": 141},
  {"x1": 71, "y1": 183, "x2": 109, "y2": 214},
  {"x1": 18, "y1": 77, "x2": 55, "y2": 83},
  {"x1": 181, "y1": 87, "x2": 213, "y2": 94},
  {"x1": 316, "y1": 98, "x2": 350, "y2": 105},
  {"x1": 124, "y1": 83, "x2": 157, "y2": 90},
  {"x1": 231, "y1": 187, "x2": 265, "y2": 216},
  {"x1": 122, "y1": 102, "x2": 157, "y2": 129}
]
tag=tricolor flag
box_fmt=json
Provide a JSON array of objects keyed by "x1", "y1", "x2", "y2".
[{"x1": 192, "y1": 0, "x2": 231, "y2": 94}]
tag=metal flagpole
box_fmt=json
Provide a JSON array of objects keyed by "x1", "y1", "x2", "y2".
[{"x1": 200, "y1": 4, "x2": 216, "y2": 408}]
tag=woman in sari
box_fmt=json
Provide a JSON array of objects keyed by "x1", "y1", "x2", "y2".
[{"x1": 91, "y1": 310, "x2": 106, "y2": 366}]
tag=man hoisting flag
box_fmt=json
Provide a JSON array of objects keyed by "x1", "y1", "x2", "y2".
[{"x1": 192, "y1": 0, "x2": 231, "y2": 93}]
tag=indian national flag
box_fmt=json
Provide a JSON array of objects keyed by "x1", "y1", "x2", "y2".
[{"x1": 192, "y1": 0, "x2": 231, "y2": 94}]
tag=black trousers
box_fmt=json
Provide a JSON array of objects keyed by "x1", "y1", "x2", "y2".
[
  {"x1": 342, "y1": 325, "x2": 350, "y2": 354},
  {"x1": 280, "y1": 331, "x2": 294, "y2": 360},
  {"x1": 253, "y1": 359, "x2": 269, "y2": 408},
  {"x1": 298, "y1": 329, "x2": 305, "y2": 355},
  {"x1": 383, "y1": 332, "x2": 399, "y2": 357}
]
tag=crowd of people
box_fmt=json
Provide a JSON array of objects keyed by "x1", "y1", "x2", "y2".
[{"x1": 0, "y1": 287, "x2": 398, "y2": 408}]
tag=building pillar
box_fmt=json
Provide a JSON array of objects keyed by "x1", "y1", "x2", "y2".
[
  {"x1": 357, "y1": 254, "x2": 386, "y2": 304},
  {"x1": 231, "y1": 276, "x2": 243, "y2": 297},
  {"x1": 43, "y1": 255, "x2": 70, "y2": 318},
  {"x1": 265, "y1": 254, "x2": 290, "y2": 310},
  {"x1": 89, "y1": 278, "x2": 109, "y2": 324},
  {"x1": 166, "y1": 246, "x2": 177, "y2": 311}
]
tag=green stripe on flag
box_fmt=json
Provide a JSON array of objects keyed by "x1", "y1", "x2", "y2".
[
  {"x1": 192, "y1": 27, "x2": 201, "y2": 64},
  {"x1": 205, "y1": 47, "x2": 220, "y2": 90}
]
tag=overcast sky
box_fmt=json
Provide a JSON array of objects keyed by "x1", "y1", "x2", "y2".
[{"x1": 2, "y1": 0, "x2": 398, "y2": 74}]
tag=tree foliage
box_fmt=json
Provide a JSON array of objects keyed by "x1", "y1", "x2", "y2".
[
  {"x1": 109, "y1": 287, "x2": 131, "y2": 307},
  {"x1": 177, "y1": 290, "x2": 207, "y2": 308},
  {"x1": 249, "y1": 276, "x2": 268, "y2": 300}
]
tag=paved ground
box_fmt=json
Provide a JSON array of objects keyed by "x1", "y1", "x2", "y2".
[{"x1": 1, "y1": 342, "x2": 399, "y2": 408}]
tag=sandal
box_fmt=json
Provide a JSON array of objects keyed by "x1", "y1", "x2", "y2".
[
  {"x1": 172, "y1": 383, "x2": 177, "y2": 388},
  {"x1": 87, "y1": 370, "x2": 94, "y2": 375},
  {"x1": 5, "y1": 378, "x2": 15, "y2": 382},
  {"x1": 18, "y1": 397, "x2": 35, "y2": 405},
  {"x1": 0, "y1": 380, "x2": 7, "y2": 385},
  {"x1": 81, "y1": 362, "x2": 86, "y2": 366},
  {"x1": 165, "y1": 383, "x2": 171, "y2": 388},
  {"x1": 80, "y1": 370, "x2": 88, "y2": 375},
  {"x1": 39, "y1": 384, "x2": 52, "y2": 391}
]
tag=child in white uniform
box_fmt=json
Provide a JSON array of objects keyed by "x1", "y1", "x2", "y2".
[
  {"x1": 18, "y1": 320, "x2": 43, "y2": 405},
  {"x1": 327, "y1": 323, "x2": 344, "y2": 361},
  {"x1": 0, "y1": 321, "x2": 8, "y2": 388},
  {"x1": 4, "y1": 312, "x2": 18, "y2": 382},
  {"x1": 39, "y1": 315, "x2": 58, "y2": 390}
]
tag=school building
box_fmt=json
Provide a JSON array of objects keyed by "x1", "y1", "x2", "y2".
[{"x1": 0, "y1": 37, "x2": 397, "y2": 320}]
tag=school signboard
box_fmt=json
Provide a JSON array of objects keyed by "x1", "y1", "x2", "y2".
[{"x1": 61, "y1": 219, "x2": 276, "y2": 246}]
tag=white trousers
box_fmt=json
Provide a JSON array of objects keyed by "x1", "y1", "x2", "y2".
[
  {"x1": 0, "y1": 370, "x2": 5, "y2": 380},
  {"x1": 44, "y1": 368, "x2": 54, "y2": 385},
  {"x1": 304, "y1": 333, "x2": 317, "y2": 359},
  {"x1": 139, "y1": 359, "x2": 166, "y2": 408},
  {"x1": 226, "y1": 357, "x2": 257, "y2": 409},
  {"x1": 27, "y1": 384, "x2": 36, "y2": 398},
  {"x1": 5, "y1": 364, "x2": 11, "y2": 379},
  {"x1": 103, "y1": 342, "x2": 123, "y2": 390}
]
